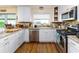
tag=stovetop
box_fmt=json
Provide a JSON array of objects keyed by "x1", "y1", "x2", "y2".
[{"x1": 57, "y1": 29, "x2": 76, "y2": 36}]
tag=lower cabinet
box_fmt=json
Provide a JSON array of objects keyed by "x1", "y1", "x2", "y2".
[
  {"x1": 0, "y1": 30, "x2": 24, "y2": 53},
  {"x1": 0, "y1": 36, "x2": 11, "y2": 53},
  {"x1": 24, "y1": 29, "x2": 29, "y2": 42},
  {"x1": 39, "y1": 29, "x2": 57, "y2": 42},
  {"x1": 68, "y1": 38, "x2": 79, "y2": 53}
]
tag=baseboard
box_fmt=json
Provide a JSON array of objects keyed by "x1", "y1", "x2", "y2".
[{"x1": 24, "y1": 42, "x2": 55, "y2": 44}]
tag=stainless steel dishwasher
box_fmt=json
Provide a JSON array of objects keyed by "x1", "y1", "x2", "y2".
[{"x1": 29, "y1": 29, "x2": 39, "y2": 42}]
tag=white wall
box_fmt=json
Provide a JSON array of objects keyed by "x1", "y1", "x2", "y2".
[{"x1": 31, "y1": 5, "x2": 54, "y2": 22}]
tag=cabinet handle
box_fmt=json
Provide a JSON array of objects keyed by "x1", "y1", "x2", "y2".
[{"x1": 5, "y1": 42, "x2": 9, "y2": 45}]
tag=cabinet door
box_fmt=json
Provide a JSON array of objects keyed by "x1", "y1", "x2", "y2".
[
  {"x1": 39, "y1": 29, "x2": 47, "y2": 42},
  {"x1": 0, "y1": 30, "x2": 24, "y2": 53},
  {"x1": 16, "y1": 30, "x2": 24, "y2": 48},
  {"x1": 68, "y1": 38, "x2": 79, "y2": 53},
  {"x1": 17, "y1": 6, "x2": 32, "y2": 22},
  {"x1": 0, "y1": 37, "x2": 10, "y2": 53},
  {"x1": 0, "y1": 43, "x2": 9, "y2": 53},
  {"x1": 39, "y1": 29, "x2": 57, "y2": 42},
  {"x1": 58, "y1": 6, "x2": 63, "y2": 22},
  {"x1": 10, "y1": 30, "x2": 24, "y2": 52},
  {"x1": 6, "y1": 33, "x2": 18, "y2": 53},
  {"x1": 8, "y1": 30, "x2": 24, "y2": 53},
  {"x1": 24, "y1": 29, "x2": 29, "y2": 42},
  {"x1": 49, "y1": 29, "x2": 57, "y2": 42},
  {"x1": 77, "y1": 5, "x2": 79, "y2": 21},
  {"x1": 61, "y1": 5, "x2": 74, "y2": 14}
]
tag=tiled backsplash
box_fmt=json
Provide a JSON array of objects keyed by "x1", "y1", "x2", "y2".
[
  {"x1": 64, "y1": 20, "x2": 79, "y2": 25},
  {"x1": 51, "y1": 20, "x2": 79, "y2": 29}
]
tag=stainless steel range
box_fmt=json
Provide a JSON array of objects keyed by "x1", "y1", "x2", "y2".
[{"x1": 56, "y1": 28, "x2": 76, "y2": 53}]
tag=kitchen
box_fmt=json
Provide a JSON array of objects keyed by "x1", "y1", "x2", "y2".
[{"x1": 0, "y1": 5, "x2": 79, "y2": 53}]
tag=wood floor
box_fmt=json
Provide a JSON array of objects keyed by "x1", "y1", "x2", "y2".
[{"x1": 15, "y1": 42, "x2": 58, "y2": 53}]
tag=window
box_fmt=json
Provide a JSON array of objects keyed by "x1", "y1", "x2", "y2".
[
  {"x1": 0, "y1": 13, "x2": 16, "y2": 28},
  {"x1": 0, "y1": 20, "x2": 5, "y2": 28},
  {"x1": 33, "y1": 14, "x2": 51, "y2": 26},
  {"x1": 7, "y1": 14, "x2": 16, "y2": 25},
  {"x1": 0, "y1": 14, "x2": 5, "y2": 28}
]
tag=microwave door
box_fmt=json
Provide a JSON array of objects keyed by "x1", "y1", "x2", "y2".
[{"x1": 69, "y1": 10, "x2": 74, "y2": 18}]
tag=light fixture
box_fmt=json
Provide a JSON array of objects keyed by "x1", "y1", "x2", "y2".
[
  {"x1": 39, "y1": 6, "x2": 44, "y2": 10},
  {"x1": 0, "y1": 9, "x2": 6, "y2": 12}
]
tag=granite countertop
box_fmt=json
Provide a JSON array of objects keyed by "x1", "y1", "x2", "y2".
[
  {"x1": 68, "y1": 35, "x2": 79, "y2": 43},
  {"x1": 29, "y1": 27, "x2": 57, "y2": 30},
  {"x1": 0, "y1": 28, "x2": 22, "y2": 39}
]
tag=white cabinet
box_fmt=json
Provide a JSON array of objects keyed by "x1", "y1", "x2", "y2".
[
  {"x1": 57, "y1": 5, "x2": 75, "y2": 21},
  {"x1": 17, "y1": 6, "x2": 32, "y2": 22},
  {"x1": 8, "y1": 34, "x2": 18, "y2": 52},
  {"x1": 58, "y1": 6, "x2": 63, "y2": 22},
  {"x1": 68, "y1": 37, "x2": 79, "y2": 53},
  {"x1": 53, "y1": 6, "x2": 63, "y2": 22},
  {"x1": 60, "y1": 5, "x2": 74, "y2": 14},
  {"x1": 0, "y1": 37, "x2": 10, "y2": 53},
  {"x1": 15, "y1": 30, "x2": 24, "y2": 49},
  {"x1": 0, "y1": 30, "x2": 24, "y2": 53},
  {"x1": 77, "y1": 5, "x2": 79, "y2": 21},
  {"x1": 9, "y1": 30, "x2": 24, "y2": 52},
  {"x1": 24, "y1": 29, "x2": 29, "y2": 42},
  {"x1": 39, "y1": 29, "x2": 57, "y2": 42}
]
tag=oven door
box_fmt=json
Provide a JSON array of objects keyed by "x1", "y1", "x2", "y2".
[
  {"x1": 56, "y1": 33, "x2": 67, "y2": 53},
  {"x1": 60, "y1": 35, "x2": 67, "y2": 53}
]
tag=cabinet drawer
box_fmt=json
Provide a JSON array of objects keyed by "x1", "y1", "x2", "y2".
[
  {"x1": 0, "y1": 37, "x2": 9, "y2": 46},
  {"x1": 68, "y1": 39, "x2": 79, "y2": 53},
  {"x1": 69, "y1": 39, "x2": 79, "y2": 47}
]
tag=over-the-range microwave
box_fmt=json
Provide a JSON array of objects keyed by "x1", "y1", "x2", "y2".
[{"x1": 62, "y1": 6, "x2": 77, "y2": 21}]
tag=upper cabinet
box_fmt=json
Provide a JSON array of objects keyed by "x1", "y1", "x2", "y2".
[
  {"x1": 60, "y1": 5, "x2": 74, "y2": 14},
  {"x1": 61, "y1": 6, "x2": 77, "y2": 21},
  {"x1": 17, "y1": 6, "x2": 32, "y2": 22},
  {"x1": 77, "y1": 5, "x2": 79, "y2": 21},
  {"x1": 54, "y1": 7, "x2": 58, "y2": 22},
  {"x1": 55, "y1": 5, "x2": 77, "y2": 21},
  {"x1": 31, "y1": 6, "x2": 54, "y2": 22},
  {"x1": 52, "y1": 6, "x2": 63, "y2": 22}
]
